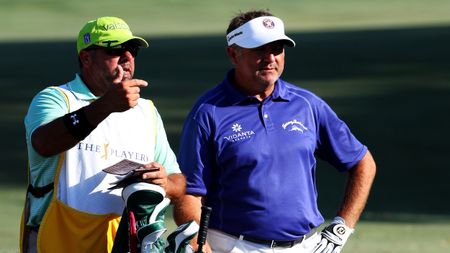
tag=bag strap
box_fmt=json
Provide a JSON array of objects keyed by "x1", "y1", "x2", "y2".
[{"x1": 27, "y1": 182, "x2": 54, "y2": 198}]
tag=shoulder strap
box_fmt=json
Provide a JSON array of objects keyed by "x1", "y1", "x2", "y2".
[
  {"x1": 50, "y1": 86, "x2": 71, "y2": 112},
  {"x1": 25, "y1": 86, "x2": 71, "y2": 199},
  {"x1": 27, "y1": 182, "x2": 54, "y2": 198},
  {"x1": 148, "y1": 100, "x2": 157, "y2": 145},
  {"x1": 21, "y1": 85, "x2": 71, "y2": 252}
]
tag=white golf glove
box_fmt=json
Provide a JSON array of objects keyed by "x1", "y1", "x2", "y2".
[{"x1": 312, "y1": 216, "x2": 354, "y2": 253}]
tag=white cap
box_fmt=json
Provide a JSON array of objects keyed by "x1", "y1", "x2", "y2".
[{"x1": 226, "y1": 16, "x2": 295, "y2": 48}]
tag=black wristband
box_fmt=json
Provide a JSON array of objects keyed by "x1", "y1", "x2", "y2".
[{"x1": 62, "y1": 107, "x2": 96, "y2": 141}]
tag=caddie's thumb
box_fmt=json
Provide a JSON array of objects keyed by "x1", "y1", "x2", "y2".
[{"x1": 112, "y1": 65, "x2": 124, "y2": 84}]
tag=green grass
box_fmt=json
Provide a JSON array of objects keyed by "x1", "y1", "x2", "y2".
[
  {"x1": 2, "y1": 186, "x2": 450, "y2": 253},
  {"x1": 1, "y1": 0, "x2": 450, "y2": 40},
  {"x1": 345, "y1": 221, "x2": 450, "y2": 252},
  {"x1": 1, "y1": 1, "x2": 450, "y2": 252},
  {"x1": 0, "y1": 186, "x2": 25, "y2": 253}
]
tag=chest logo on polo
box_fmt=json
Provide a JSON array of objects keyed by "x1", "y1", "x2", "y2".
[
  {"x1": 282, "y1": 119, "x2": 308, "y2": 133},
  {"x1": 223, "y1": 123, "x2": 255, "y2": 142}
]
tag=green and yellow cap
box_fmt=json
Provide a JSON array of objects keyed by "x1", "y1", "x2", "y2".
[{"x1": 77, "y1": 16, "x2": 149, "y2": 53}]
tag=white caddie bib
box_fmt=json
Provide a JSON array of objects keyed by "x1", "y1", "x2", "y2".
[{"x1": 55, "y1": 84, "x2": 157, "y2": 215}]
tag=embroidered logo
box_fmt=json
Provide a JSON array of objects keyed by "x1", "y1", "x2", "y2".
[
  {"x1": 101, "y1": 23, "x2": 129, "y2": 31},
  {"x1": 83, "y1": 33, "x2": 91, "y2": 44},
  {"x1": 224, "y1": 123, "x2": 255, "y2": 142},
  {"x1": 70, "y1": 113, "x2": 79, "y2": 125},
  {"x1": 77, "y1": 142, "x2": 149, "y2": 162},
  {"x1": 262, "y1": 18, "x2": 275, "y2": 29},
  {"x1": 100, "y1": 143, "x2": 109, "y2": 160},
  {"x1": 227, "y1": 31, "x2": 243, "y2": 42},
  {"x1": 282, "y1": 119, "x2": 308, "y2": 133},
  {"x1": 232, "y1": 123, "x2": 242, "y2": 132}
]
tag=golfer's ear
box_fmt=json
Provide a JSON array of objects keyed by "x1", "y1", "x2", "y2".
[{"x1": 226, "y1": 46, "x2": 239, "y2": 66}]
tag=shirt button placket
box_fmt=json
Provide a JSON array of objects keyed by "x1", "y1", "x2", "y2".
[{"x1": 263, "y1": 111, "x2": 274, "y2": 131}]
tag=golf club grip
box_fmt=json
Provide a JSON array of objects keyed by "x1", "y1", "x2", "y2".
[{"x1": 196, "y1": 206, "x2": 212, "y2": 253}]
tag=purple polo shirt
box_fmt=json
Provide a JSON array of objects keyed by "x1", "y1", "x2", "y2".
[{"x1": 178, "y1": 70, "x2": 367, "y2": 240}]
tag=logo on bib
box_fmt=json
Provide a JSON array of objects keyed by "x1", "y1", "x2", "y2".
[{"x1": 77, "y1": 141, "x2": 149, "y2": 162}]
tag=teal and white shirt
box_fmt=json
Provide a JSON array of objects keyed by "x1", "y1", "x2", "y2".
[{"x1": 24, "y1": 74, "x2": 180, "y2": 226}]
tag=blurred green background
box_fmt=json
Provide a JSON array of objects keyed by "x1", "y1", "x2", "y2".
[{"x1": 1, "y1": 0, "x2": 450, "y2": 252}]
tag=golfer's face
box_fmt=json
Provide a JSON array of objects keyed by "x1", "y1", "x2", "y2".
[{"x1": 235, "y1": 41, "x2": 285, "y2": 87}]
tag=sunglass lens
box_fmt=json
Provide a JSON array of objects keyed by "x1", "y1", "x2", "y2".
[
  {"x1": 105, "y1": 47, "x2": 138, "y2": 57},
  {"x1": 104, "y1": 49, "x2": 119, "y2": 56},
  {"x1": 128, "y1": 47, "x2": 139, "y2": 57}
]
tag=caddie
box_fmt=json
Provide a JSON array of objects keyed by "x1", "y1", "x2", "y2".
[
  {"x1": 20, "y1": 16, "x2": 186, "y2": 253},
  {"x1": 173, "y1": 10, "x2": 377, "y2": 253}
]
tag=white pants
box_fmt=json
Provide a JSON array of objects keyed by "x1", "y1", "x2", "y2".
[{"x1": 207, "y1": 229, "x2": 322, "y2": 253}]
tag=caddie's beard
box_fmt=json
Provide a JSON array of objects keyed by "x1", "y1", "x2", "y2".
[
  {"x1": 123, "y1": 66, "x2": 133, "y2": 80},
  {"x1": 112, "y1": 64, "x2": 133, "y2": 81},
  {"x1": 122, "y1": 72, "x2": 132, "y2": 81}
]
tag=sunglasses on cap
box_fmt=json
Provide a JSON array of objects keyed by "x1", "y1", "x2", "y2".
[{"x1": 86, "y1": 45, "x2": 139, "y2": 57}]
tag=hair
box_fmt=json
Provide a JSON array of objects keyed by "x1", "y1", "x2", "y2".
[{"x1": 226, "y1": 9, "x2": 274, "y2": 34}]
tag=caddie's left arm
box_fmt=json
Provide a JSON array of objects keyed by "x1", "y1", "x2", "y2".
[{"x1": 314, "y1": 150, "x2": 376, "y2": 253}]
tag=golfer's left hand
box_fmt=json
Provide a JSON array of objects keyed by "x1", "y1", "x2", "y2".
[{"x1": 312, "y1": 217, "x2": 354, "y2": 253}]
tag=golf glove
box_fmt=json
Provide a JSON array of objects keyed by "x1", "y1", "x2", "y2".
[{"x1": 312, "y1": 216, "x2": 354, "y2": 253}]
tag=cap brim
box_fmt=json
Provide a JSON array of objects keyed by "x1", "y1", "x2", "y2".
[
  {"x1": 127, "y1": 36, "x2": 149, "y2": 48},
  {"x1": 95, "y1": 36, "x2": 149, "y2": 49},
  {"x1": 280, "y1": 37, "x2": 295, "y2": 48},
  {"x1": 236, "y1": 36, "x2": 295, "y2": 49},
  {"x1": 115, "y1": 36, "x2": 149, "y2": 48}
]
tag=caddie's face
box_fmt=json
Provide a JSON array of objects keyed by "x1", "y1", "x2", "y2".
[
  {"x1": 80, "y1": 43, "x2": 138, "y2": 95},
  {"x1": 91, "y1": 45, "x2": 136, "y2": 79},
  {"x1": 229, "y1": 41, "x2": 285, "y2": 89}
]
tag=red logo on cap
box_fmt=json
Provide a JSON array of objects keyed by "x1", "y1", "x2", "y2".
[{"x1": 262, "y1": 18, "x2": 275, "y2": 29}]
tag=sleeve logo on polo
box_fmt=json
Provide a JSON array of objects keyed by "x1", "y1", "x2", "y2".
[
  {"x1": 282, "y1": 119, "x2": 309, "y2": 133},
  {"x1": 224, "y1": 123, "x2": 255, "y2": 143}
]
